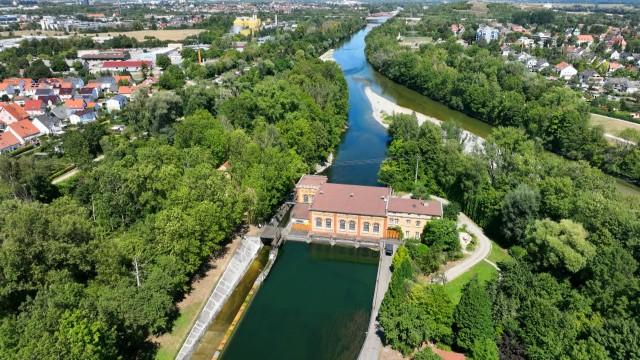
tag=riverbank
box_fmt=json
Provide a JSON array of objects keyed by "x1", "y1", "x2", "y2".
[{"x1": 364, "y1": 86, "x2": 484, "y2": 153}]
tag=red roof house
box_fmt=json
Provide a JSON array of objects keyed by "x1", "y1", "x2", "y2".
[
  {"x1": 23, "y1": 99, "x2": 45, "y2": 115},
  {"x1": 0, "y1": 131, "x2": 20, "y2": 152},
  {"x1": 7, "y1": 119, "x2": 40, "y2": 143},
  {"x1": 0, "y1": 102, "x2": 30, "y2": 125}
]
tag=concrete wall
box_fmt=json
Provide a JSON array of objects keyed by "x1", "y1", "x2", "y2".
[{"x1": 176, "y1": 236, "x2": 262, "y2": 360}]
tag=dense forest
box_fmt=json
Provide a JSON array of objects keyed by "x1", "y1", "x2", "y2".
[
  {"x1": 0, "y1": 14, "x2": 363, "y2": 359},
  {"x1": 377, "y1": 113, "x2": 640, "y2": 359},
  {"x1": 365, "y1": 18, "x2": 640, "y2": 184}
]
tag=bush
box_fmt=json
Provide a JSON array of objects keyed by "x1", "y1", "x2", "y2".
[{"x1": 413, "y1": 347, "x2": 441, "y2": 360}]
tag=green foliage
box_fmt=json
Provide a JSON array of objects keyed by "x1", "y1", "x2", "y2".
[
  {"x1": 158, "y1": 65, "x2": 185, "y2": 90},
  {"x1": 500, "y1": 184, "x2": 540, "y2": 245},
  {"x1": 62, "y1": 122, "x2": 106, "y2": 165},
  {"x1": 155, "y1": 54, "x2": 171, "y2": 70},
  {"x1": 413, "y1": 347, "x2": 440, "y2": 360},
  {"x1": 421, "y1": 219, "x2": 460, "y2": 258},
  {"x1": 24, "y1": 59, "x2": 51, "y2": 79},
  {"x1": 443, "y1": 201, "x2": 461, "y2": 220},
  {"x1": 453, "y1": 277, "x2": 494, "y2": 351},
  {"x1": 524, "y1": 219, "x2": 595, "y2": 274},
  {"x1": 471, "y1": 337, "x2": 499, "y2": 360}
]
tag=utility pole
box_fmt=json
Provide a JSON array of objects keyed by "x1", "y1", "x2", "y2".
[{"x1": 414, "y1": 154, "x2": 420, "y2": 184}]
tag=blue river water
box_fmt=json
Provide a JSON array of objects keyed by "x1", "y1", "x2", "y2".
[{"x1": 326, "y1": 25, "x2": 389, "y2": 186}]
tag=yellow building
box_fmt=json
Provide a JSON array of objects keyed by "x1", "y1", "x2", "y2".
[
  {"x1": 233, "y1": 15, "x2": 262, "y2": 36},
  {"x1": 291, "y1": 175, "x2": 443, "y2": 240}
]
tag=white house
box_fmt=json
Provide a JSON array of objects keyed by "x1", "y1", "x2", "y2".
[
  {"x1": 69, "y1": 109, "x2": 97, "y2": 125},
  {"x1": 33, "y1": 114, "x2": 64, "y2": 135},
  {"x1": 555, "y1": 62, "x2": 577, "y2": 79},
  {"x1": 106, "y1": 95, "x2": 127, "y2": 112}
]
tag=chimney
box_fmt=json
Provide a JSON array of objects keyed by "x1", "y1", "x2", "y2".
[{"x1": 349, "y1": 193, "x2": 354, "y2": 197}]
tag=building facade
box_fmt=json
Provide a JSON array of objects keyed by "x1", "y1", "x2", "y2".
[{"x1": 292, "y1": 175, "x2": 443, "y2": 241}]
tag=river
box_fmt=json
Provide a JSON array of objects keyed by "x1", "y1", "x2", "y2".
[{"x1": 214, "y1": 20, "x2": 638, "y2": 360}]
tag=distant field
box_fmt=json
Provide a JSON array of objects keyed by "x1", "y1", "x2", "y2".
[
  {"x1": 3, "y1": 29, "x2": 205, "y2": 41},
  {"x1": 590, "y1": 113, "x2": 640, "y2": 136}
]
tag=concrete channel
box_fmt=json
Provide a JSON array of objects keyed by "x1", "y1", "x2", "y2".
[{"x1": 176, "y1": 236, "x2": 262, "y2": 360}]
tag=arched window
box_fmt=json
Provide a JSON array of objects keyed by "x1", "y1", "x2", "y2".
[
  {"x1": 363, "y1": 222, "x2": 370, "y2": 232},
  {"x1": 315, "y1": 217, "x2": 322, "y2": 228},
  {"x1": 349, "y1": 220, "x2": 356, "y2": 231},
  {"x1": 373, "y1": 223, "x2": 380, "y2": 233},
  {"x1": 325, "y1": 218, "x2": 332, "y2": 228},
  {"x1": 303, "y1": 194, "x2": 309, "y2": 203},
  {"x1": 339, "y1": 220, "x2": 346, "y2": 230}
]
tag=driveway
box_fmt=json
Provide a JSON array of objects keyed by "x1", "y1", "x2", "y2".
[{"x1": 445, "y1": 213, "x2": 492, "y2": 281}]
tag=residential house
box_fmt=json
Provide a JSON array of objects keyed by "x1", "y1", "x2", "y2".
[
  {"x1": 34, "y1": 87, "x2": 54, "y2": 98},
  {"x1": 0, "y1": 82, "x2": 15, "y2": 99},
  {"x1": 476, "y1": 25, "x2": 499, "y2": 43},
  {"x1": 118, "y1": 86, "x2": 135, "y2": 98},
  {"x1": 0, "y1": 102, "x2": 29, "y2": 125},
  {"x1": 610, "y1": 50, "x2": 621, "y2": 61},
  {"x1": 58, "y1": 87, "x2": 75, "y2": 100},
  {"x1": 576, "y1": 34, "x2": 594, "y2": 46},
  {"x1": 387, "y1": 198, "x2": 443, "y2": 239},
  {"x1": 555, "y1": 62, "x2": 577, "y2": 79},
  {"x1": 90, "y1": 77, "x2": 117, "y2": 93},
  {"x1": 608, "y1": 62, "x2": 623, "y2": 74},
  {"x1": 450, "y1": 23, "x2": 465, "y2": 37},
  {"x1": 7, "y1": 119, "x2": 40, "y2": 143},
  {"x1": 63, "y1": 99, "x2": 86, "y2": 115},
  {"x1": 33, "y1": 114, "x2": 64, "y2": 135},
  {"x1": 78, "y1": 87, "x2": 99, "y2": 101},
  {"x1": 534, "y1": 59, "x2": 550, "y2": 71},
  {"x1": 114, "y1": 74, "x2": 132, "y2": 86},
  {"x1": 0, "y1": 131, "x2": 20, "y2": 152},
  {"x1": 69, "y1": 109, "x2": 97, "y2": 125},
  {"x1": 63, "y1": 77, "x2": 84, "y2": 89},
  {"x1": 11, "y1": 96, "x2": 28, "y2": 106},
  {"x1": 23, "y1": 99, "x2": 45, "y2": 116},
  {"x1": 106, "y1": 95, "x2": 127, "y2": 112},
  {"x1": 579, "y1": 70, "x2": 604, "y2": 89}
]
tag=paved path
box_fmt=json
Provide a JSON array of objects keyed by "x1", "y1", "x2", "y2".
[
  {"x1": 358, "y1": 243, "x2": 393, "y2": 360},
  {"x1": 604, "y1": 133, "x2": 637, "y2": 146},
  {"x1": 51, "y1": 167, "x2": 79, "y2": 184},
  {"x1": 445, "y1": 212, "x2": 492, "y2": 281}
]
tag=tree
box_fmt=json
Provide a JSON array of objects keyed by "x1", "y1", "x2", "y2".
[
  {"x1": 453, "y1": 277, "x2": 494, "y2": 351},
  {"x1": 471, "y1": 337, "x2": 499, "y2": 360},
  {"x1": 158, "y1": 65, "x2": 185, "y2": 90},
  {"x1": 155, "y1": 54, "x2": 171, "y2": 70},
  {"x1": 421, "y1": 219, "x2": 460, "y2": 257},
  {"x1": 524, "y1": 219, "x2": 595, "y2": 274},
  {"x1": 51, "y1": 56, "x2": 69, "y2": 72},
  {"x1": 24, "y1": 59, "x2": 51, "y2": 79},
  {"x1": 500, "y1": 184, "x2": 540, "y2": 245}
]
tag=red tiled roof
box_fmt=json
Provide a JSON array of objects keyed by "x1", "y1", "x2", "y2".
[
  {"x1": 309, "y1": 183, "x2": 391, "y2": 217},
  {"x1": 387, "y1": 198, "x2": 442, "y2": 217},
  {"x1": 102, "y1": 60, "x2": 152, "y2": 68},
  {"x1": 0, "y1": 102, "x2": 29, "y2": 121},
  {"x1": 555, "y1": 61, "x2": 571, "y2": 70},
  {"x1": 577, "y1": 34, "x2": 594, "y2": 42},
  {"x1": 0, "y1": 131, "x2": 20, "y2": 150},
  {"x1": 297, "y1": 174, "x2": 328, "y2": 188},
  {"x1": 23, "y1": 99, "x2": 44, "y2": 111},
  {"x1": 64, "y1": 99, "x2": 86, "y2": 109},
  {"x1": 114, "y1": 75, "x2": 132, "y2": 84},
  {"x1": 118, "y1": 86, "x2": 134, "y2": 95},
  {"x1": 8, "y1": 119, "x2": 39, "y2": 139}
]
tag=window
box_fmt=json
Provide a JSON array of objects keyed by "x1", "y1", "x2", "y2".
[
  {"x1": 315, "y1": 218, "x2": 322, "y2": 228},
  {"x1": 405, "y1": 230, "x2": 410, "y2": 237},
  {"x1": 325, "y1": 218, "x2": 332, "y2": 228},
  {"x1": 415, "y1": 232, "x2": 420, "y2": 237},
  {"x1": 406, "y1": 219, "x2": 411, "y2": 225},
  {"x1": 373, "y1": 223, "x2": 380, "y2": 233},
  {"x1": 363, "y1": 222, "x2": 370, "y2": 232},
  {"x1": 303, "y1": 194, "x2": 309, "y2": 203},
  {"x1": 349, "y1": 220, "x2": 356, "y2": 231},
  {"x1": 339, "y1": 219, "x2": 346, "y2": 230},
  {"x1": 416, "y1": 220, "x2": 421, "y2": 227}
]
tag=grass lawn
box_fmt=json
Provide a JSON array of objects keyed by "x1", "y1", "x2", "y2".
[
  {"x1": 487, "y1": 241, "x2": 512, "y2": 265},
  {"x1": 444, "y1": 261, "x2": 498, "y2": 304},
  {"x1": 590, "y1": 113, "x2": 640, "y2": 136},
  {"x1": 154, "y1": 302, "x2": 200, "y2": 360}
]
